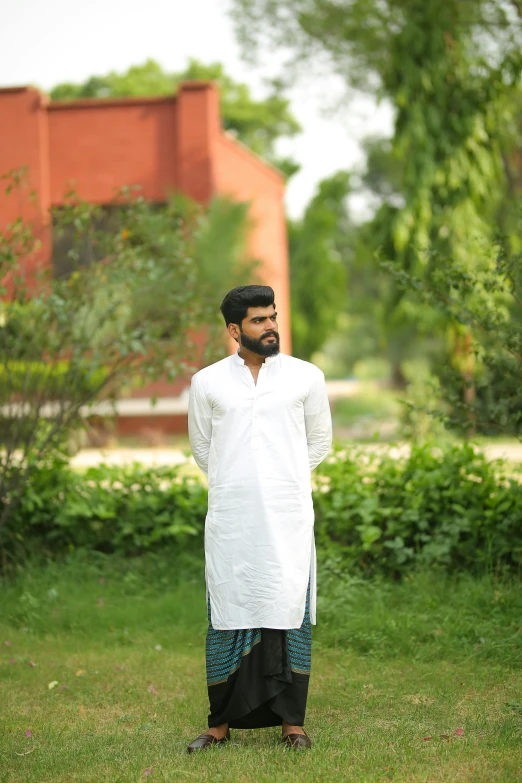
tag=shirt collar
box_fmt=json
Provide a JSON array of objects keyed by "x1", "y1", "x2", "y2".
[{"x1": 233, "y1": 349, "x2": 280, "y2": 366}]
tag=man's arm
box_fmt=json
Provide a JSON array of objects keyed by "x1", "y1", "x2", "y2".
[
  {"x1": 188, "y1": 373, "x2": 212, "y2": 476},
  {"x1": 304, "y1": 369, "x2": 333, "y2": 471}
]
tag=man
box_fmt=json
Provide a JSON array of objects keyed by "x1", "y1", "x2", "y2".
[{"x1": 187, "y1": 284, "x2": 332, "y2": 752}]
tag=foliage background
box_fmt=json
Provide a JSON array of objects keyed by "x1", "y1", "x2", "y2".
[
  {"x1": 0, "y1": 176, "x2": 256, "y2": 538},
  {"x1": 227, "y1": 0, "x2": 522, "y2": 437},
  {"x1": 3, "y1": 443, "x2": 521, "y2": 577}
]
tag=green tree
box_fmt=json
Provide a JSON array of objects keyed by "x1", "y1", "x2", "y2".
[
  {"x1": 288, "y1": 172, "x2": 350, "y2": 360},
  {"x1": 0, "y1": 169, "x2": 253, "y2": 535},
  {"x1": 230, "y1": 0, "x2": 522, "y2": 249},
  {"x1": 383, "y1": 235, "x2": 522, "y2": 439},
  {"x1": 49, "y1": 59, "x2": 301, "y2": 179},
  {"x1": 230, "y1": 0, "x2": 522, "y2": 383}
]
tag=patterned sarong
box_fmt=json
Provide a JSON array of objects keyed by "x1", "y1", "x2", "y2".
[{"x1": 206, "y1": 579, "x2": 312, "y2": 729}]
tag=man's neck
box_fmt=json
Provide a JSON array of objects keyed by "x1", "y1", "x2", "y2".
[{"x1": 237, "y1": 346, "x2": 266, "y2": 369}]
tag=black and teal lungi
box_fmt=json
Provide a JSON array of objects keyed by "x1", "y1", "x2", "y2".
[{"x1": 206, "y1": 579, "x2": 312, "y2": 729}]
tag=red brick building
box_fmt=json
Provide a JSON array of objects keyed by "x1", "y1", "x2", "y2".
[{"x1": 0, "y1": 82, "x2": 290, "y2": 437}]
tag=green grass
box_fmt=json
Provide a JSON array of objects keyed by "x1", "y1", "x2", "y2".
[
  {"x1": 332, "y1": 386, "x2": 401, "y2": 427},
  {"x1": 1, "y1": 552, "x2": 521, "y2": 782},
  {"x1": 331, "y1": 385, "x2": 409, "y2": 443}
]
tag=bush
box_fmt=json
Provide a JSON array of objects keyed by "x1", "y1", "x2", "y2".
[
  {"x1": 384, "y1": 243, "x2": 522, "y2": 439},
  {"x1": 1, "y1": 455, "x2": 207, "y2": 567},
  {"x1": 2, "y1": 442, "x2": 522, "y2": 577},
  {"x1": 313, "y1": 442, "x2": 522, "y2": 576},
  {"x1": 0, "y1": 171, "x2": 253, "y2": 536}
]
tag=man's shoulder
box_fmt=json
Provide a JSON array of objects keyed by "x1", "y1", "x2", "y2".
[
  {"x1": 191, "y1": 355, "x2": 234, "y2": 385},
  {"x1": 281, "y1": 354, "x2": 325, "y2": 379}
]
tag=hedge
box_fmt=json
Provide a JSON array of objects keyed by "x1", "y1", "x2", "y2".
[
  {"x1": 313, "y1": 442, "x2": 522, "y2": 575},
  {"x1": 2, "y1": 442, "x2": 521, "y2": 575}
]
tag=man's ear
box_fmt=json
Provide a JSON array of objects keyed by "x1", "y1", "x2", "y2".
[{"x1": 227, "y1": 322, "x2": 240, "y2": 343}]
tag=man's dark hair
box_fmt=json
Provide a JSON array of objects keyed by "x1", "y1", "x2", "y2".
[{"x1": 220, "y1": 285, "x2": 275, "y2": 327}]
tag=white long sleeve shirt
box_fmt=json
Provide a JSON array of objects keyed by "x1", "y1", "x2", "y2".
[{"x1": 188, "y1": 349, "x2": 332, "y2": 630}]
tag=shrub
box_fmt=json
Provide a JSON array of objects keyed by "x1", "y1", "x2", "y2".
[
  {"x1": 2, "y1": 442, "x2": 522, "y2": 577},
  {"x1": 1, "y1": 455, "x2": 207, "y2": 568},
  {"x1": 383, "y1": 242, "x2": 522, "y2": 439},
  {"x1": 0, "y1": 170, "x2": 254, "y2": 538},
  {"x1": 313, "y1": 441, "x2": 522, "y2": 576}
]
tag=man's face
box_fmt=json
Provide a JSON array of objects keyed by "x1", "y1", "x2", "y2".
[{"x1": 233, "y1": 305, "x2": 280, "y2": 357}]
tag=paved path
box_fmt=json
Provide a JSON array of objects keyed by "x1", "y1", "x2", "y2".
[
  {"x1": 70, "y1": 440, "x2": 522, "y2": 469},
  {"x1": 71, "y1": 448, "x2": 189, "y2": 469},
  {"x1": 481, "y1": 443, "x2": 522, "y2": 463}
]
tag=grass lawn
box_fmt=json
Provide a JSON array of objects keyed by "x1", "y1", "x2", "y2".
[
  {"x1": 331, "y1": 386, "x2": 402, "y2": 442},
  {"x1": 1, "y1": 553, "x2": 521, "y2": 782}
]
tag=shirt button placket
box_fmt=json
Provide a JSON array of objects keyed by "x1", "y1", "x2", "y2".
[{"x1": 251, "y1": 366, "x2": 261, "y2": 448}]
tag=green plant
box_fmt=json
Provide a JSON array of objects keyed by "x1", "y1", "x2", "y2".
[
  {"x1": 4, "y1": 441, "x2": 522, "y2": 579},
  {"x1": 0, "y1": 169, "x2": 253, "y2": 536},
  {"x1": 313, "y1": 441, "x2": 522, "y2": 576},
  {"x1": 1, "y1": 458, "x2": 207, "y2": 569},
  {"x1": 385, "y1": 243, "x2": 522, "y2": 439}
]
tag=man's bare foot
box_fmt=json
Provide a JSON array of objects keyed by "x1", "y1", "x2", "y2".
[
  {"x1": 282, "y1": 721, "x2": 305, "y2": 737},
  {"x1": 206, "y1": 723, "x2": 229, "y2": 740}
]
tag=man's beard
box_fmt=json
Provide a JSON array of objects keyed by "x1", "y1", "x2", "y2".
[{"x1": 239, "y1": 329, "x2": 280, "y2": 357}]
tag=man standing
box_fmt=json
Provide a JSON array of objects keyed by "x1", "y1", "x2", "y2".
[{"x1": 187, "y1": 285, "x2": 332, "y2": 752}]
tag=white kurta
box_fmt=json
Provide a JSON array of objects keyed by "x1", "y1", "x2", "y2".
[{"x1": 188, "y1": 350, "x2": 332, "y2": 631}]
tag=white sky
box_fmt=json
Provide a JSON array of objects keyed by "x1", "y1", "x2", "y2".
[{"x1": 1, "y1": 0, "x2": 393, "y2": 219}]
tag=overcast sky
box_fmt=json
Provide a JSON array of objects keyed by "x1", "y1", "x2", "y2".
[{"x1": 1, "y1": 0, "x2": 393, "y2": 219}]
